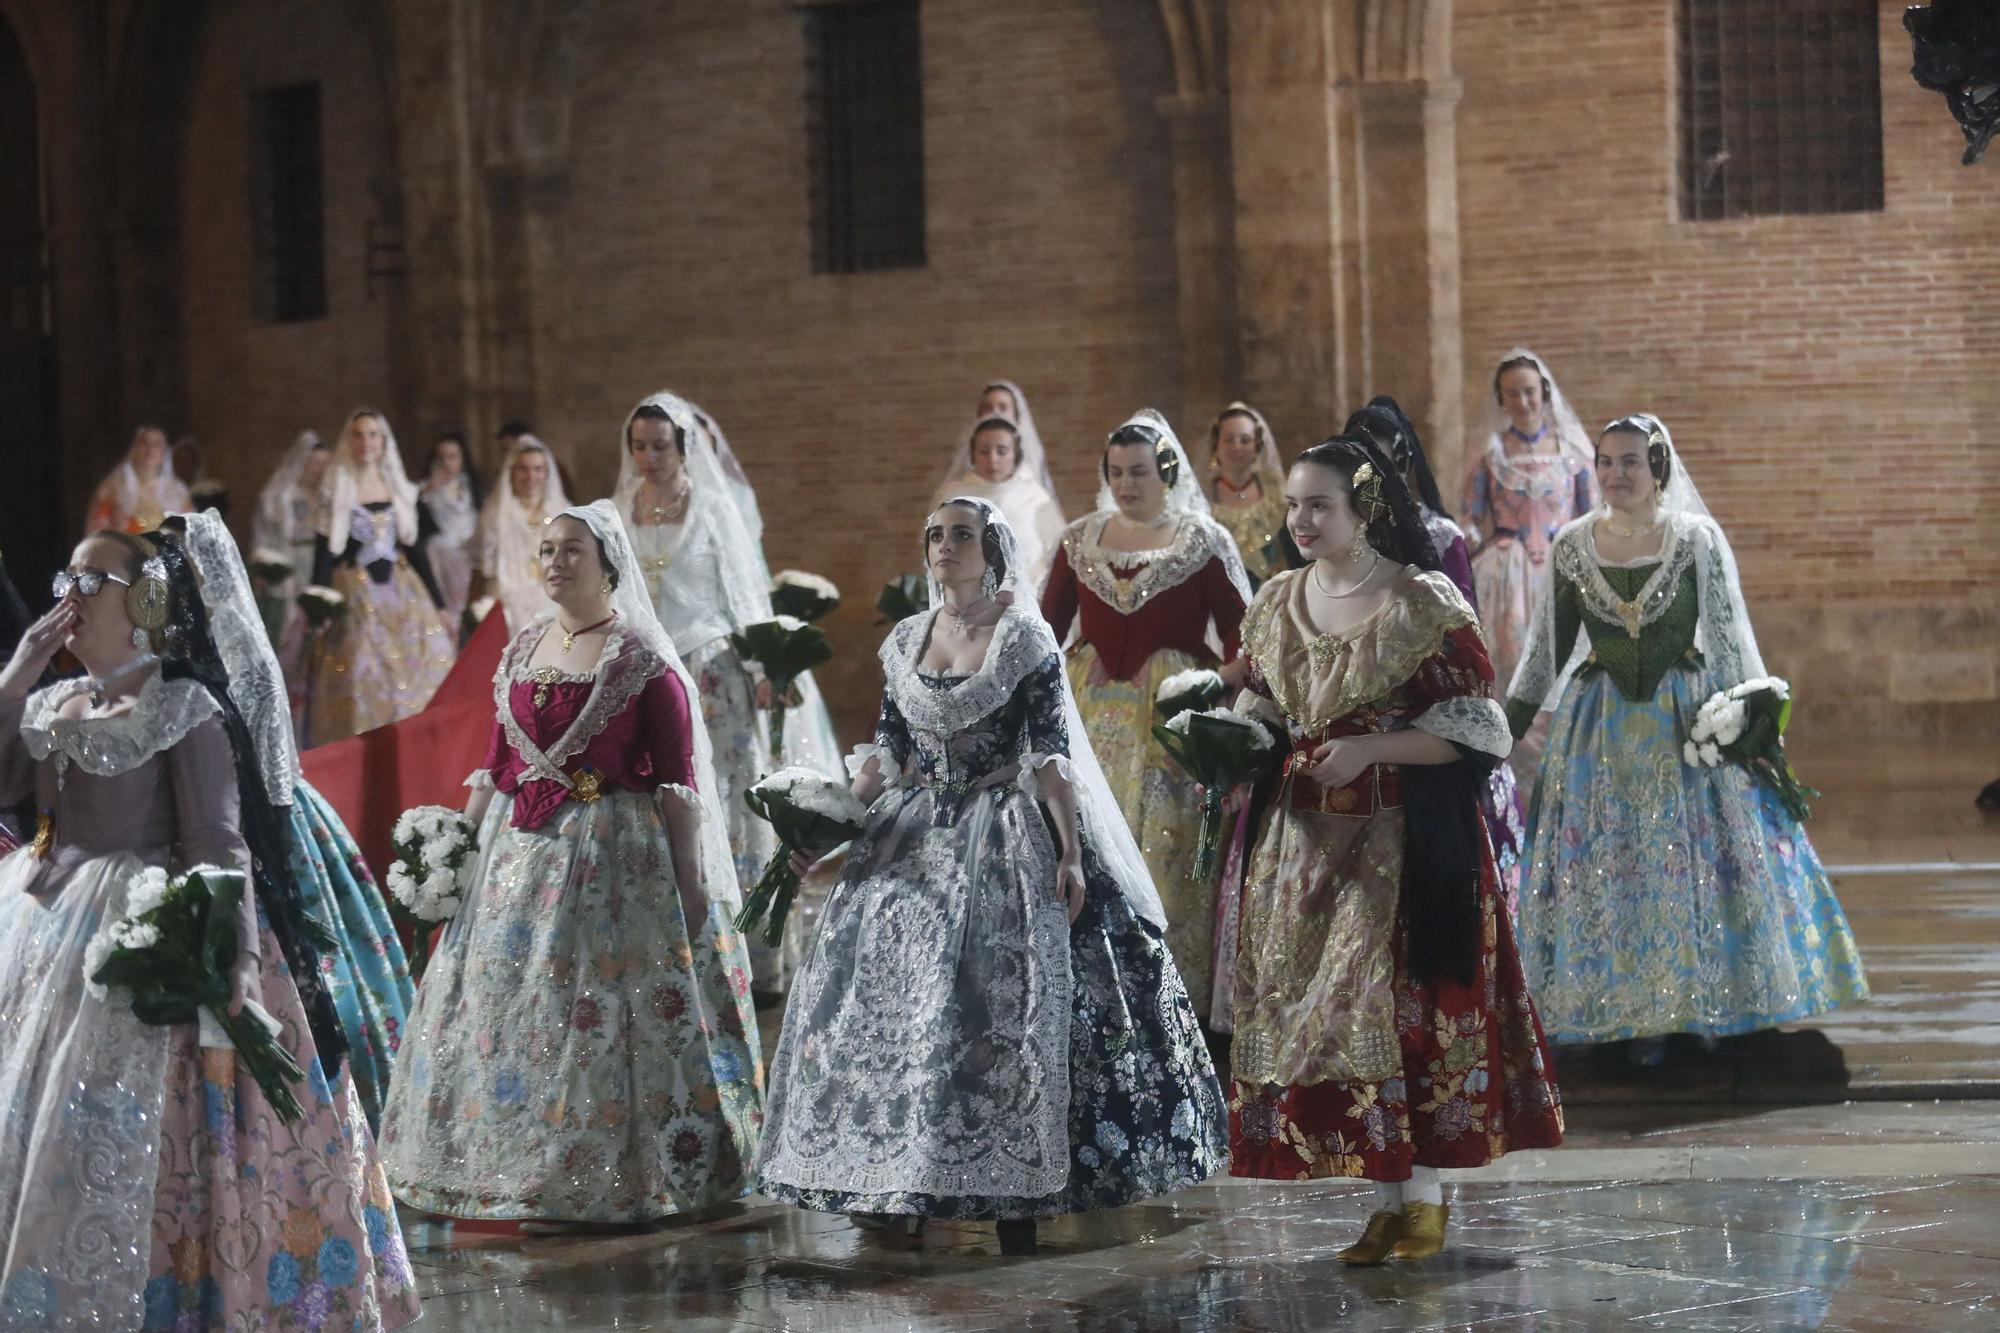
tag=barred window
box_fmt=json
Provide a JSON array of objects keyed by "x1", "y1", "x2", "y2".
[
  {"x1": 804, "y1": 0, "x2": 926, "y2": 273},
  {"x1": 1677, "y1": 0, "x2": 1883, "y2": 221},
  {"x1": 250, "y1": 83, "x2": 327, "y2": 320}
]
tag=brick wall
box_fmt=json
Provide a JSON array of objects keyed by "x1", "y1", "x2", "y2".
[
  {"x1": 530, "y1": 0, "x2": 1181, "y2": 737},
  {"x1": 1452, "y1": 0, "x2": 2000, "y2": 735},
  {"x1": 178, "y1": 0, "x2": 403, "y2": 532}
]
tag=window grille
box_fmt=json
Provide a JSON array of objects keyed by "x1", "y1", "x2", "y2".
[
  {"x1": 251, "y1": 83, "x2": 328, "y2": 320},
  {"x1": 1677, "y1": 0, "x2": 1883, "y2": 221},
  {"x1": 804, "y1": 0, "x2": 926, "y2": 272}
]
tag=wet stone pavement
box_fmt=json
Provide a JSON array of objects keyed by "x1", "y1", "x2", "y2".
[{"x1": 399, "y1": 739, "x2": 2000, "y2": 1329}]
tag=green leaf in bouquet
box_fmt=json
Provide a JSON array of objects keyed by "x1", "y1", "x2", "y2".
[
  {"x1": 1154, "y1": 673, "x2": 1227, "y2": 719},
  {"x1": 729, "y1": 619, "x2": 834, "y2": 682},
  {"x1": 875, "y1": 574, "x2": 930, "y2": 624},
  {"x1": 196, "y1": 868, "x2": 247, "y2": 984},
  {"x1": 770, "y1": 580, "x2": 841, "y2": 623}
]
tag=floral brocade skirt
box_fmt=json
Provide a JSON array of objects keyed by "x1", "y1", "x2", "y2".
[
  {"x1": 286, "y1": 780, "x2": 414, "y2": 1132},
  {"x1": 378, "y1": 789, "x2": 764, "y2": 1222},
  {"x1": 1228, "y1": 793, "x2": 1564, "y2": 1182},
  {"x1": 1516, "y1": 666, "x2": 1870, "y2": 1042},
  {"x1": 1067, "y1": 643, "x2": 1222, "y2": 1025},
  {"x1": 304, "y1": 560, "x2": 455, "y2": 747},
  {"x1": 0, "y1": 845, "x2": 420, "y2": 1331}
]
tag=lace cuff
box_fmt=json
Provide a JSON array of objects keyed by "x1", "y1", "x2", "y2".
[
  {"x1": 1414, "y1": 696, "x2": 1512, "y2": 759},
  {"x1": 844, "y1": 742, "x2": 910, "y2": 786},
  {"x1": 463, "y1": 769, "x2": 495, "y2": 791},
  {"x1": 1014, "y1": 752, "x2": 1078, "y2": 804},
  {"x1": 657, "y1": 782, "x2": 701, "y2": 814},
  {"x1": 1232, "y1": 688, "x2": 1286, "y2": 729}
]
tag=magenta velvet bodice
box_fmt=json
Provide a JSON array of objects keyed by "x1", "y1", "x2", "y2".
[{"x1": 483, "y1": 669, "x2": 699, "y2": 829}]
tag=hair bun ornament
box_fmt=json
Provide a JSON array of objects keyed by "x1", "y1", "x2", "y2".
[{"x1": 1351, "y1": 460, "x2": 1390, "y2": 525}]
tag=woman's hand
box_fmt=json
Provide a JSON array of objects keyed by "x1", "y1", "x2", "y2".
[
  {"x1": 754, "y1": 678, "x2": 775, "y2": 710},
  {"x1": 0, "y1": 603, "x2": 77, "y2": 704},
  {"x1": 1055, "y1": 851, "x2": 1086, "y2": 924},
  {"x1": 787, "y1": 845, "x2": 824, "y2": 878},
  {"x1": 1217, "y1": 657, "x2": 1250, "y2": 690},
  {"x1": 226, "y1": 954, "x2": 259, "y2": 1017},
  {"x1": 1308, "y1": 737, "x2": 1375, "y2": 790},
  {"x1": 678, "y1": 873, "x2": 709, "y2": 935}
]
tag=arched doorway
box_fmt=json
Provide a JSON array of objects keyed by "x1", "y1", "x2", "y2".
[{"x1": 0, "y1": 13, "x2": 63, "y2": 597}]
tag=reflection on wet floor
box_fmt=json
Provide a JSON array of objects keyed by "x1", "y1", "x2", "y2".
[
  {"x1": 401, "y1": 1169, "x2": 2000, "y2": 1331},
  {"x1": 402, "y1": 741, "x2": 2000, "y2": 1329}
]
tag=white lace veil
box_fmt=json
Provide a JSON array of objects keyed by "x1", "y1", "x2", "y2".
[
  {"x1": 616, "y1": 390, "x2": 775, "y2": 635},
  {"x1": 1093, "y1": 407, "x2": 1214, "y2": 517},
  {"x1": 96, "y1": 429, "x2": 190, "y2": 525},
  {"x1": 1480, "y1": 347, "x2": 1595, "y2": 474},
  {"x1": 480, "y1": 435, "x2": 573, "y2": 614},
  {"x1": 1207, "y1": 401, "x2": 1284, "y2": 479},
  {"x1": 925, "y1": 495, "x2": 1168, "y2": 930},
  {"x1": 1507, "y1": 412, "x2": 1765, "y2": 710},
  {"x1": 687, "y1": 403, "x2": 765, "y2": 545},
  {"x1": 177, "y1": 509, "x2": 301, "y2": 807},
  {"x1": 934, "y1": 379, "x2": 1059, "y2": 498},
  {"x1": 317, "y1": 407, "x2": 420, "y2": 551},
  {"x1": 253, "y1": 429, "x2": 322, "y2": 552},
  {"x1": 563, "y1": 499, "x2": 744, "y2": 911}
]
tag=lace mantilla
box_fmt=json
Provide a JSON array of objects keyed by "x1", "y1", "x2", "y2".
[
  {"x1": 493, "y1": 623, "x2": 663, "y2": 787},
  {"x1": 1059, "y1": 511, "x2": 1251, "y2": 615},
  {"x1": 879, "y1": 607, "x2": 1060, "y2": 738},
  {"x1": 1242, "y1": 568, "x2": 1476, "y2": 735},
  {"x1": 21, "y1": 673, "x2": 220, "y2": 777},
  {"x1": 181, "y1": 510, "x2": 299, "y2": 806}
]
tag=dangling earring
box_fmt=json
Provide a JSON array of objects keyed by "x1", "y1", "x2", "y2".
[
  {"x1": 131, "y1": 626, "x2": 150, "y2": 650},
  {"x1": 981, "y1": 565, "x2": 1002, "y2": 599},
  {"x1": 599, "y1": 579, "x2": 613, "y2": 596},
  {"x1": 1348, "y1": 529, "x2": 1370, "y2": 561}
]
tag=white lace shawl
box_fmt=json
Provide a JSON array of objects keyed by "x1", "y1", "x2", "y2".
[
  {"x1": 179, "y1": 510, "x2": 299, "y2": 806},
  {"x1": 1508, "y1": 510, "x2": 1767, "y2": 712},
  {"x1": 22, "y1": 674, "x2": 220, "y2": 777}
]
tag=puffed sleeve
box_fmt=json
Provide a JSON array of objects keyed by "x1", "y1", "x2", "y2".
[
  {"x1": 168, "y1": 715, "x2": 259, "y2": 958},
  {"x1": 1040, "y1": 541, "x2": 1079, "y2": 641},
  {"x1": 1408, "y1": 623, "x2": 1510, "y2": 766},
  {"x1": 1506, "y1": 556, "x2": 1582, "y2": 736},
  {"x1": 635, "y1": 668, "x2": 699, "y2": 796},
  {"x1": 1199, "y1": 555, "x2": 1248, "y2": 660}
]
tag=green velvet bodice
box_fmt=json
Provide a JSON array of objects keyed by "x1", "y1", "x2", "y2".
[{"x1": 1505, "y1": 560, "x2": 1701, "y2": 734}]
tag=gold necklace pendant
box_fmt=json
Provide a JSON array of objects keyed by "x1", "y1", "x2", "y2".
[{"x1": 530, "y1": 665, "x2": 563, "y2": 709}]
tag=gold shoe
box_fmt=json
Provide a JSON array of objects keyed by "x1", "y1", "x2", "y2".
[
  {"x1": 1390, "y1": 1201, "x2": 1449, "y2": 1259},
  {"x1": 1338, "y1": 1208, "x2": 1406, "y2": 1266}
]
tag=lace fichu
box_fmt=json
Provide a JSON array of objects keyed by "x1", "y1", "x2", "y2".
[{"x1": 22, "y1": 675, "x2": 220, "y2": 777}]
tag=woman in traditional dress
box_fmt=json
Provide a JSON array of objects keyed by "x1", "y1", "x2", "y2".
[
  {"x1": 418, "y1": 431, "x2": 483, "y2": 632},
  {"x1": 177, "y1": 509, "x2": 415, "y2": 1130},
  {"x1": 1347, "y1": 396, "x2": 1525, "y2": 912},
  {"x1": 253, "y1": 429, "x2": 333, "y2": 723},
  {"x1": 84, "y1": 424, "x2": 193, "y2": 535},
  {"x1": 1505, "y1": 415, "x2": 1869, "y2": 1064},
  {"x1": 1041, "y1": 410, "x2": 1251, "y2": 1027},
  {"x1": 929, "y1": 380, "x2": 1067, "y2": 591},
  {"x1": 757, "y1": 497, "x2": 1225, "y2": 1255},
  {"x1": 380, "y1": 501, "x2": 762, "y2": 1227},
  {"x1": 472, "y1": 434, "x2": 571, "y2": 634},
  {"x1": 1205, "y1": 402, "x2": 1297, "y2": 588},
  {"x1": 0, "y1": 528, "x2": 418, "y2": 1329},
  {"x1": 304, "y1": 408, "x2": 456, "y2": 746},
  {"x1": 619, "y1": 390, "x2": 843, "y2": 993},
  {"x1": 1228, "y1": 435, "x2": 1563, "y2": 1265},
  {"x1": 1461, "y1": 351, "x2": 1597, "y2": 793}
]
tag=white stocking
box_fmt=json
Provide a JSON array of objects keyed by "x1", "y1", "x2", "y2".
[
  {"x1": 1371, "y1": 1180, "x2": 1406, "y2": 1212},
  {"x1": 1407, "y1": 1165, "x2": 1443, "y2": 1206}
]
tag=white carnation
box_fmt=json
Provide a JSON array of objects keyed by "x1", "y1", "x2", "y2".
[
  {"x1": 1708, "y1": 699, "x2": 1747, "y2": 745},
  {"x1": 1698, "y1": 741, "x2": 1721, "y2": 766},
  {"x1": 249, "y1": 546, "x2": 294, "y2": 570},
  {"x1": 112, "y1": 921, "x2": 161, "y2": 951},
  {"x1": 1156, "y1": 668, "x2": 1224, "y2": 704},
  {"x1": 772, "y1": 615, "x2": 808, "y2": 632},
  {"x1": 81, "y1": 927, "x2": 120, "y2": 999},
  {"x1": 125, "y1": 867, "x2": 171, "y2": 918},
  {"x1": 1683, "y1": 741, "x2": 1702, "y2": 767}
]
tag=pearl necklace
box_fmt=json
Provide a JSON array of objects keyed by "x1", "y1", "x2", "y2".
[
  {"x1": 1601, "y1": 507, "x2": 1666, "y2": 539},
  {"x1": 639, "y1": 478, "x2": 692, "y2": 525},
  {"x1": 1311, "y1": 554, "x2": 1379, "y2": 599}
]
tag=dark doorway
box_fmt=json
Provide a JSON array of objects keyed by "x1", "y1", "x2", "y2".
[{"x1": 0, "y1": 16, "x2": 63, "y2": 603}]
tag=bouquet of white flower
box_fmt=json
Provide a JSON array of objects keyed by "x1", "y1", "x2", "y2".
[
  {"x1": 770, "y1": 569, "x2": 842, "y2": 623},
  {"x1": 876, "y1": 573, "x2": 930, "y2": 624},
  {"x1": 1683, "y1": 676, "x2": 1818, "y2": 822},
  {"x1": 736, "y1": 766, "x2": 869, "y2": 948},
  {"x1": 296, "y1": 584, "x2": 346, "y2": 630},
  {"x1": 1155, "y1": 667, "x2": 1227, "y2": 720},
  {"x1": 1152, "y1": 707, "x2": 1283, "y2": 878},
  {"x1": 248, "y1": 547, "x2": 296, "y2": 587},
  {"x1": 85, "y1": 864, "x2": 309, "y2": 1123},
  {"x1": 730, "y1": 616, "x2": 834, "y2": 765},
  {"x1": 386, "y1": 804, "x2": 479, "y2": 975}
]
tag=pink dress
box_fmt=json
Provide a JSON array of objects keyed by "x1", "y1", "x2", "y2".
[{"x1": 0, "y1": 672, "x2": 419, "y2": 1330}]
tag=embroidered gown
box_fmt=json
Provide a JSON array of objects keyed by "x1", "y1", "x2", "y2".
[
  {"x1": 629, "y1": 514, "x2": 841, "y2": 992},
  {"x1": 1042, "y1": 513, "x2": 1248, "y2": 1026},
  {"x1": 1504, "y1": 515, "x2": 1869, "y2": 1041},
  {"x1": 419, "y1": 477, "x2": 479, "y2": 629},
  {"x1": 306, "y1": 501, "x2": 456, "y2": 746},
  {"x1": 1209, "y1": 469, "x2": 1293, "y2": 588},
  {"x1": 756, "y1": 607, "x2": 1226, "y2": 1218},
  {"x1": 1227, "y1": 567, "x2": 1563, "y2": 1181},
  {"x1": 1460, "y1": 439, "x2": 1596, "y2": 695},
  {"x1": 379, "y1": 624, "x2": 763, "y2": 1222},
  {"x1": 0, "y1": 673, "x2": 419, "y2": 1330},
  {"x1": 285, "y1": 779, "x2": 414, "y2": 1133}
]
